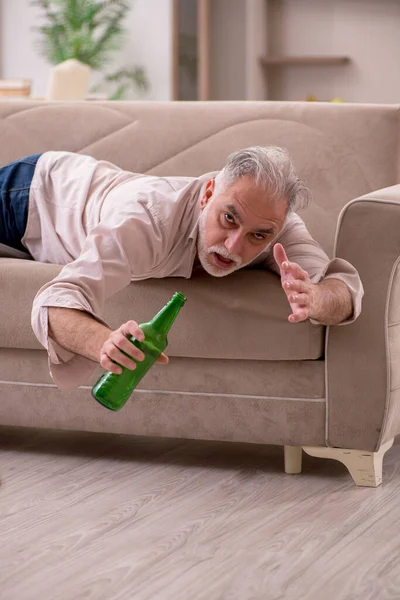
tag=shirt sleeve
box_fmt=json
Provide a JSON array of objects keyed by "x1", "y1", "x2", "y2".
[
  {"x1": 31, "y1": 214, "x2": 165, "y2": 389},
  {"x1": 262, "y1": 213, "x2": 364, "y2": 325}
]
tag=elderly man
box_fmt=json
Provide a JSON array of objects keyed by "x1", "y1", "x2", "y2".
[{"x1": 0, "y1": 147, "x2": 363, "y2": 388}]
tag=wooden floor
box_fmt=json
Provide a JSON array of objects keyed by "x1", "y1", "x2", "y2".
[{"x1": 1, "y1": 426, "x2": 399, "y2": 600}]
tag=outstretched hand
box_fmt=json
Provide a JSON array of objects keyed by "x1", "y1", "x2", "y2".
[{"x1": 273, "y1": 243, "x2": 315, "y2": 323}]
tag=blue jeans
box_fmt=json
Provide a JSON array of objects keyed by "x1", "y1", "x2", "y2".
[{"x1": 0, "y1": 154, "x2": 42, "y2": 251}]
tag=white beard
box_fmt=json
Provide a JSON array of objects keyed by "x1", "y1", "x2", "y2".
[{"x1": 197, "y1": 204, "x2": 245, "y2": 277}]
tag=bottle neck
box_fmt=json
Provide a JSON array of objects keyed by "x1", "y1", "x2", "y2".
[{"x1": 150, "y1": 294, "x2": 185, "y2": 336}]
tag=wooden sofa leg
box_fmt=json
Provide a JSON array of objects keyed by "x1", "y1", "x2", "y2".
[
  {"x1": 284, "y1": 446, "x2": 303, "y2": 474},
  {"x1": 302, "y1": 438, "x2": 394, "y2": 487}
]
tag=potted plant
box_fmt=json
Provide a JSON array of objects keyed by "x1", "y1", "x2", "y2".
[{"x1": 32, "y1": 0, "x2": 148, "y2": 99}]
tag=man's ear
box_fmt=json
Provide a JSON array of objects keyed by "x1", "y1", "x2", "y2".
[{"x1": 200, "y1": 178, "x2": 215, "y2": 209}]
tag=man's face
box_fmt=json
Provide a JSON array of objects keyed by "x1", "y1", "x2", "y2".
[{"x1": 197, "y1": 176, "x2": 288, "y2": 277}]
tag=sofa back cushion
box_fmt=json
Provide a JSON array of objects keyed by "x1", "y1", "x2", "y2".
[{"x1": 0, "y1": 101, "x2": 398, "y2": 256}]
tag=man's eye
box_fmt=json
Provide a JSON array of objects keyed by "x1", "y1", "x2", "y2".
[
  {"x1": 224, "y1": 213, "x2": 235, "y2": 224},
  {"x1": 253, "y1": 233, "x2": 266, "y2": 241}
]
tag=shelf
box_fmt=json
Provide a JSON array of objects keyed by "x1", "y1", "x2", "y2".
[{"x1": 260, "y1": 56, "x2": 351, "y2": 67}]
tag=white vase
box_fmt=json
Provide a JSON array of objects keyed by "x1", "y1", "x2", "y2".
[{"x1": 46, "y1": 59, "x2": 91, "y2": 101}]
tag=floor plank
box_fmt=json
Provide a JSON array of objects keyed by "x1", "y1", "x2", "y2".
[{"x1": 0, "y1": 426, "x2": 399, "y2": 600}]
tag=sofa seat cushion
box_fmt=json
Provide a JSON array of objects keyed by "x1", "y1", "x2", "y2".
[{"x1": 0, "y1": 258, "x2": 325, "y2": 360}]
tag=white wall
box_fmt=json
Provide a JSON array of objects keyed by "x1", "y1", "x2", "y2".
[
  {"x1": 0, "y1": 0, "x2": 173, "y2": 100},
  {"x1": 209, "y1": 0, "x2": 267, "y2": 101},
  {"x1": 278, "y1": 0, "x2": 400, "y2": 103},
  {"x1": 2, "y1": 0, "x2": 399, "y2": 104},
  {"x1": 118, "y1": 0, "x2": 173, "y2": 100}
]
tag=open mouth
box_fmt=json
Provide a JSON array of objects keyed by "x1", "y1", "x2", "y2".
[{"x1": 213, "y1": 252, "x2": 235, "y2": 269}]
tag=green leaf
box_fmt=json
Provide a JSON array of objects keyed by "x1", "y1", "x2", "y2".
[
  {"x1": 93, "y1": 65, "x2": 149, "y2": 99},
  {"x1": 31, "y1": 0, "x2": 141, "y2": 73}
]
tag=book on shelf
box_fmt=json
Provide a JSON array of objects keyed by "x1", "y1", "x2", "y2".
[{"x1": 0, "y1": 79, "x2": 31, "y2": 97}]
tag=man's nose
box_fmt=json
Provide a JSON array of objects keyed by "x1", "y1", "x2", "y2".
[{"x1": 225, "y1": 231, "x2": 243, "y2": 255}]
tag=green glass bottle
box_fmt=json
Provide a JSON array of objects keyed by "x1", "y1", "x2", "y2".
[{"x1": 92, "y1": 292, "x2": 186, "y2": 411}]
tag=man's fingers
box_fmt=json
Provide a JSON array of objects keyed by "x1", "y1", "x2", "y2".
[
  {"x1": 288, "y1": 308, "x2": 309, "y2": 323},
  {"x1": 283, "y1": 262, "x2": 307, "y2": 281},
  {"x1": 106, "y1": 330, "x2": 144, "y2": 361},
  {"x1": 101, "y1": 321, "x2": 170, "y2": 372},
  {"x1": 100, "y1": 351, "x2": 123, "y2": 374},
  {"x1": 283, "y1": 280, "x2": 307, "y2": 293},
  {"x1": 105, "y1": 342, "x2": 138, "y2": 370},
  {"x1": 121, "y1": 320, "x2": 145, "y2": 342},
  {"x1": 157, "y1": 352, "x2": 169, "y2": 364},
  {"x1": 101, "y1": 347, "x2": 169, "y2": 372},
  {"x1": 288, "y1": 292, "x2": 309, "y2": 306},
  {"x1": 273, "y1": 243, "x2": 288, "y2": 270},
  {"x1": 112, "y1": 333, "x2": 145, "y2": 361}
]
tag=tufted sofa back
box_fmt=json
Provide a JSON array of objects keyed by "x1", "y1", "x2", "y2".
[{"x1": 0, "y1": 100, "x2": 399, "y2": 256}]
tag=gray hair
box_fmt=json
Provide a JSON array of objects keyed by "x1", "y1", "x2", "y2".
[{"x1": 215, "y1": 146, "x2": 311, "y2": 213}]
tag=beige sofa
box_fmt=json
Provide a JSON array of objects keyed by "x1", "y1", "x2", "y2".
[{"x1": 0, "y1": 100, "x2": 399, "y2": 487}]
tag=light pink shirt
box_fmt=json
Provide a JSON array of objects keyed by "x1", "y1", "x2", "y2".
[{"x1": 26, "y1": 152, "x2": 363, "y2": 388}]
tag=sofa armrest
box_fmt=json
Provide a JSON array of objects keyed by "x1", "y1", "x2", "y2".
[{"x1": 326, "y1": 184, "x2": 400, "y2": 451}]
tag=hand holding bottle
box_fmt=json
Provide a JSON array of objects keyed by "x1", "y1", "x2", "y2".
[
  {"x1": 93, "y1": 293, "x2": 186, "y2": 410},
  {"x1": 99, "y1": 320, "x2": 169, "y2": 375}
]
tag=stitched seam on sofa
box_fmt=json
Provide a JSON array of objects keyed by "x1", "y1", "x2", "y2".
[
  {"x1": 344, "y1": 197, "x2": 400, "y2": 209},
  {"x1": 2, "y1": 110, "x2": 135, "y2": 157},
  {"x1": 143, "y1": 119, "x2": 371, "y2": 189},
  {"x1": 142, "y1": 119, "x2": 306, "y2": 172},
  {"x1": 0, "y1": 380, "x2": 326, "y2": 402},
  {"x1": 4, "y1": 103, "x2": 134, "y2": 125},
  {"x1": 0, "y1": 104, "x2": 47, "y2": 120},
  {"x1": 324, "y1": 326, "x2": 330, "y2": 446},
  {"x1": 78, "y1": 120, "x2": 139, "y2": 154},
  {"x1": 376, "y1": 254, "x2": 400, "y2": 450}
]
